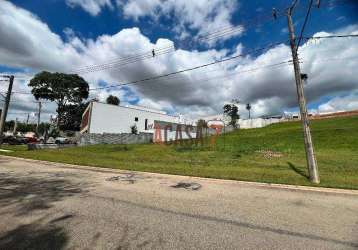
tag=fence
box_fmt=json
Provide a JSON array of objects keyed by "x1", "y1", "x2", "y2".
[{"x1": 78, "y1": 132, "x2": 153, "y2": 146}]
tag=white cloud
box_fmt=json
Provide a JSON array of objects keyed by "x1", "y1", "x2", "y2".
[
  {"x1": 0, "y1": 1, "x2": 82, "y2": 71},
  {"x1": 66, "y1": 0, "x2": 113, "y2": 16},
  {"x1": 318, "y1": 92, "x2": 358, "y2": 113},
  {"x1": 1, "y1": 1, "x2": 358, "y2": 122},
  {"x1": 117, "y1": 0, "x2": 241, "y2": 44},
  {"x1": 64, "y1": 0, "x2": 241, "y2": 44}
]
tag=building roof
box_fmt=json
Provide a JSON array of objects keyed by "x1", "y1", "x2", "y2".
[{"x1": 92, "y1": 101, "x2": 172, "y2": 116}]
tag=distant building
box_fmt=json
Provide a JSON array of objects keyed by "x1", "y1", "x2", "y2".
[
  {"x1": 80, "y1": 101, "x2": 185, "y2": 134},
  {"x1": 200, "y1": 113, "x2": 283, "y2": 129}
]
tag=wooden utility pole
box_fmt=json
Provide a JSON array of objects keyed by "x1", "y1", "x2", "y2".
[
  {"x1": 36, "y1": 101, "x2": 42, "y2": 136},
  {"x1": 26, "y1": 113, "x2": 30, "y2": 126},
  {"x1": 13, "y1": 118, "x2": 18, "y2": 135},
  {"x1": 0, "y1": 75, "x2": 14, "y2": 145},
  {"x1": 287, "y1": 7, "x2": 320, "y2": 183}
]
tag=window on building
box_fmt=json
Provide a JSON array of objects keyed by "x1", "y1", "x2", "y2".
[
  {"x1": 145, "y1": 119, "x2": 148, "y2": 130},
  {"x1": 135, "y1": 117, "x2": 138, "y2": 122}
]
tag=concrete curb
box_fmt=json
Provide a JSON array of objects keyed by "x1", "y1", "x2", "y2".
[{"x1": 1, "y1": 155, "x2": 358, "y2": 196}]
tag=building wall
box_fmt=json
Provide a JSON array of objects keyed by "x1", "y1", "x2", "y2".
[
  {"x1": 238, "y1": 118, "x2": 282, "y2": 129},
  {"x1": 78, "y1": 132, "x2": 153, "y2": 145},
  {"x1": 152, "y1": 120, "x2": 198, "y2": 142},
  {"x1": 89, "y1": 102, "x2": 179, "y2": 134}
]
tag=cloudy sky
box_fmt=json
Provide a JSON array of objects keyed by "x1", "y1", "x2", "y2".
[{"x1": 0, "y1": 0, "x2": 358, "y2": 123}]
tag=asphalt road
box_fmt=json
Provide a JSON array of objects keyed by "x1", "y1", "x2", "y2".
[{"x1": 0, "y1": 156, "x2": 357, "y2": 250}]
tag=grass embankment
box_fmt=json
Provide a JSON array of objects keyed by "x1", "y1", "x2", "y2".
[{"x1": 1, "y1": 116, "x2": 358, "y2": 189}]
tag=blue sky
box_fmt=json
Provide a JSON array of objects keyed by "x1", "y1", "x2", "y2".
[
  {"x1": 1, "y1": 0, "x2": 358, "y2": 121},
  {"x1": 9, "y1": 0, "x2": 357, "y2": 52}
]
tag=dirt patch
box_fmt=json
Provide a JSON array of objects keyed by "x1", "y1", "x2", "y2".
[{"x1": 256, "y1": 150, "x2": 283, "y2": 159}]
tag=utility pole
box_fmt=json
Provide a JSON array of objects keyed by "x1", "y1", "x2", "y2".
[
  {"x1": 0, "y1": 75, "x2": 14, "y2": 145},
  {"x1": 13, "y1": 118, "x2": 18, "y2": 135},
  {"x1": 26, "y1": 113, "x2": 30, "y2": 126},
  {"x1": 287, "y1": 5, "x2": 320, "y2": 183},
  {"x1": 36, "y1": 101, "x2": 42, "y2": 136}
]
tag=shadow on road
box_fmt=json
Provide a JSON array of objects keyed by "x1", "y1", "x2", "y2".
[
  {"x1": 0, "y1": 221, "x2": 68, "y2": 250},
  {"x1": 0, "y1": 172, "x2": 88, "y2": 216}
]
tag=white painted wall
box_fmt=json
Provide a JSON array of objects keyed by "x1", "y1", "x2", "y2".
[
  {"x1": 154, "y1": 129, "x2": 198, "y2": 142},
  {"x1": 152, "y1": 122, "x2": 198, "y2": 142},
  {"x1": 238, "y1": 118, "x2": 281, "y2": 129},
  {"x1": 200, "y1": 114, "x2": 282, "y2": 129},
  {"x1": 89, "y1": 102, "x2": 179, "y2": 134}
]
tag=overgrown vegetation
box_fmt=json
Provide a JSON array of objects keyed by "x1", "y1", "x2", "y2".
[{"x1": 1, "y1": 116, "x2": 358, "y2": 189}]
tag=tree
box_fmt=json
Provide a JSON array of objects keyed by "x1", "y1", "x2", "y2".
[
  {"x1": 246, "y1": 103, "x2": 252, "y2": 119},
  {"x1": 130, "y1": 124, "x2": 138, "y2": 134},
  {"x1": 29, "y1": 71, "x2": 89, "y2": 128},
  {"x1": 58, "y1": 102, "x2": 89, "y2": 131},
  {"x1": 223, "y1": 104, "x2": 240, "y2": 128},
  {"x1": 106, "y1": 95, "x2": 120, "y2": 106}
]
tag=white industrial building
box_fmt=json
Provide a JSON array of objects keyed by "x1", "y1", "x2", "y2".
[
  {"x1": 80, "y1": 101, "x2": 189, "y2": 134},
  {"x1": 80, "y1": 101, "x2": 288, "y2": 137},
  {"x1": 200, "y1": 113, "x2": 284, "y2": 129}
]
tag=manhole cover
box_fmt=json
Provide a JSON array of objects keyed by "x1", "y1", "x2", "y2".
[{"x1": 171, "y1": 182, "x2": 202, "y2": 191}]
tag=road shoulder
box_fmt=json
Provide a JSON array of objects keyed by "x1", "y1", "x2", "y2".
[{"x1": 1, "y1": 154, "x2": 357, "y2": 196}]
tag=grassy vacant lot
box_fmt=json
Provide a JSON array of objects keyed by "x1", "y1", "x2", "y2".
[{"x1": 1, "y1": 116, "x2": 358, "y2": 189}]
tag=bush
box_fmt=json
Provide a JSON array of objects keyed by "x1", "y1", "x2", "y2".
[{"x1": 130, "y1": 125, "x2": 138, "y2": 134}]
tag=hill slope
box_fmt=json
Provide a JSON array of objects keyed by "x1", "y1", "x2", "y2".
[{"x1": 1, "y1": 116, "x2": 358, "y2": 189}]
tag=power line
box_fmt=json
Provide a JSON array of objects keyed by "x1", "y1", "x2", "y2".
[
  {"x1": 0, "y1": 0, "x2": 350, "y2": 80},
  {"x1": 71, "y1": 45, "x2": 175, "y2": 75},
  {"x1": 61, "y1": 0, "x2": 354, "y2": 76},
  {"x1": 154, "y1": 60, "x2": 293, "y2": 85},
  {"x1": 304, "y1": 34, "x2": 358, "y2": 40},
  {"x1": 4, "y1": 55, "x2": 354, "y2": 108},
  {"x1": 296, "y1": 0, "x2": 314, "y2": 52},
  {"x1": 1, "y1": 52, "x2": 355, "y2": 98},
  {"x1": 189, "y1": 0, "x2": 350, "y2": 44},
  {"x1": 6, "y1": 112, "x2": 33, "y2": 115},
  {"x1": 115, "y1": 54, "x2": 357, "y2": 91},
  {"x1": 90, "y1": 41, "x2": 287, "y2": 91},
  {"x1": 116, "y1": 59, "x2": 293, "y2": 90},
  {"x1": 64, "y1": 3, "x2": 298, "y2": 75},
  {"x1": 5, "y1": 41, "x2": 288, "y2": 95},
  {"x1": 3, "y1": 55, "x2": 356, "y2": 115}
]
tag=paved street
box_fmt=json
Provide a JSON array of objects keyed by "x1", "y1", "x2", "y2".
[{"x1": 0, "y1": 156, "x2": 357, "y2": 249}]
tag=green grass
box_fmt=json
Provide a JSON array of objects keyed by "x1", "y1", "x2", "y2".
[{"x1": 1, "y1": 116, "x2": 358, "y2": 189}]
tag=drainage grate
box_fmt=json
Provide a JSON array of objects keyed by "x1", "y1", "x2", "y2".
[{"x1": 171, "y1": 182, "x2": 202, "y2": 191}]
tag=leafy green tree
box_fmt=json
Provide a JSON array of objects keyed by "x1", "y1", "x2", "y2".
[
  {"x1": 106, "y1": 95, "x2": 120, "y2": 105},
  {"x1": 5, "y1": 121, "x2": 51, "y2": 135},
  {"x1": 58, "y1": 102, "x2": 89, "y2": 131},
  {"x1": 223, "y1": 104, "x2": 240, "y2": 128},
  {"x1": 29, "y1": 71, "x2": 89, "y2": 128}
]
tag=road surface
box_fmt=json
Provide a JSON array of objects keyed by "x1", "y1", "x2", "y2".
[{"x1": 0, "y1": 156, "x2": 357, "y2": 249}]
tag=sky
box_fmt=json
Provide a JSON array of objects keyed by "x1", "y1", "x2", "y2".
[{"x1": 0, "y1": 0, "x2": 358, "y2": 123}]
